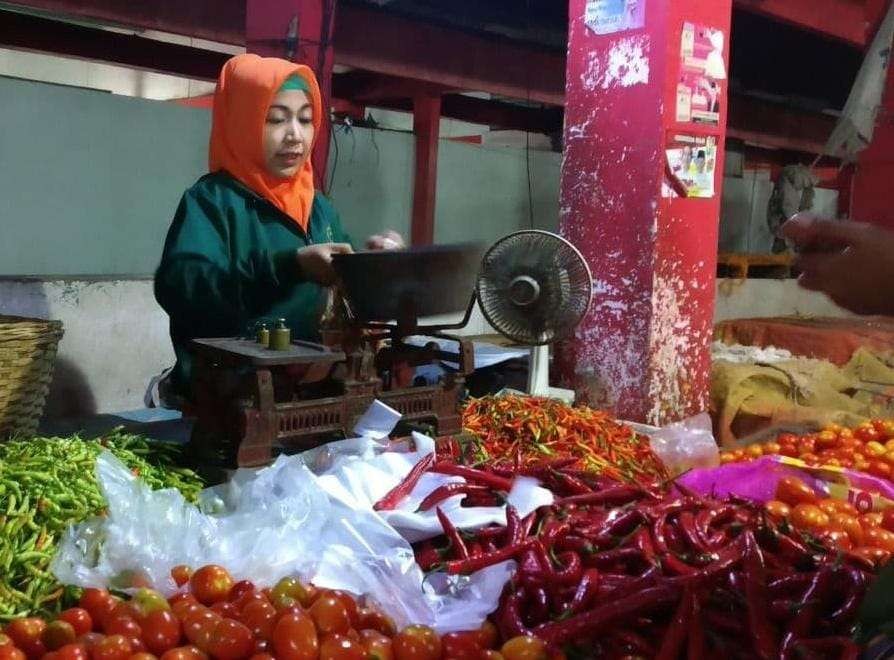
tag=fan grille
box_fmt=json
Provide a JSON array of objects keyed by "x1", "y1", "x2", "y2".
[{"x1": 477, "y1": 231, "x2": 592, "y2": 345}]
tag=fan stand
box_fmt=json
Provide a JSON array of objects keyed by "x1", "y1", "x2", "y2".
[{"x1": 526, "y1": 340, "x2": 575, "y2": 404}]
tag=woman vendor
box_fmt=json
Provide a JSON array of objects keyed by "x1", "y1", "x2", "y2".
[{"x1": 153, "y1": 54, "x2": 402, "y2": 408}]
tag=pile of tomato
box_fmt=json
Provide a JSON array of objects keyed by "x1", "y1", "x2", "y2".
[
  {"x1": 720, "y1": 419, "x2": 894, "y2": 480},
  {"x1": 765, "y1": 476, "x2": 894, "y2": 566},
  {"x1": 0, "y1": 565, "x2": 555, "y2": 660}
]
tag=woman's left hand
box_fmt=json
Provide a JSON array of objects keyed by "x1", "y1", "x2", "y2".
[{"x1": 366, "y1": 230, "x2": 405, "y2": 251}]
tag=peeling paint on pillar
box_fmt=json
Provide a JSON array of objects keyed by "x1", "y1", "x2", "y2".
[{"x1": 557, "y1": 0, "x2": 731, "y2": 425}]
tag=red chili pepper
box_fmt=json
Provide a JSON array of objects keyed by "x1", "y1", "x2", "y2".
[
  {"x1": 687, "y1": 591, "x2": 705, "y2": 660},
  {"x1": 506, "y1": 505, "x2": 521, "y2": 544},
  {"x1": 828, "y1": 565, "x2": 867, "y2": 627},
  {"x1": 435, "y1": 507, "x2": 469, "y2": 560},
  {"x1": 780, "y1": 565, "x2": 834, "y2": 658},
  {"x1": 767, "y1": 573, "x2": 813, "y2": 599},
  {"x1": 418, "y1": 483, "x2": 493, "y2": 511},
  {"x1": 373, "y1": 453, "x2": 435, "y2": 510},
  {"x1": 528, "y1": 587, "x2": 550, "y2": 623},
  {"x1": 678, "y1": 511, "x2": 706, "y2": 552},
  {"x1": 703, "y1": 610, "x2": 745, "y2": 636},
  {"x1": 540, "y1": 521, "x2": 571, "y2": 550},
  {"x1": 566, "y1": 568, "x2": 601, "y2": 615},
  {"x1": 656, "y1": 588, "x2": 692, "y2": 660},
  {"x1": 556, "y1": 485, "x2": 644, "y2": 507},
  {"x1": 611, "y1": 629, "x2": 654, "y2": 656},
  {"x1": 496, "y1": 587, "x2": 531, "y2": 640},
  {"x1": 446, "y1": 538, "x2": 537, "y2": 575},
  {"x1": 587, "y1": 547, "x2": 645, "y2": 570},
  {"x1": 553, "y1": 551, "x2": 583, "y2": 585},
  {"x1": 535, "y1": 583, "x2": 680, "y2": 646},
  {"x1": 634, "y1": 527, "x2": 657, "y2": 564},
  {"x1": 414, "y1": 540, "x2": 443, "y2": 571},
  {"x1": 795, "y1": 637, "x2": 859, "y2": 660},
  {"x1": 432, "y1": 461, "x2": 514, "y2": 491},
  {"x1": 742, "y1": 532, "x2": 778, "y2": 660},
  {"x1": 549, "y1": 470, "x2": 592, "y2": 496},
  {"x1": 662, "y1": 553, "x2": 698, "y2": 576},
  {"x1": 769, "y1": 599, "x2": 797, "y2": 622}
]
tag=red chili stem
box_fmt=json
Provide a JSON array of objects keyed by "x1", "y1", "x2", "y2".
[{"x1": 432, "y1": 461, "x2": 514, "y2": 491}]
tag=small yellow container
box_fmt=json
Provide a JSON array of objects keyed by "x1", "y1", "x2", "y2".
[
  {"x1": 270, "y1": 318, "x2": 291, "y2": 351},
  {"x1": 256, "y1": 323, "x2": 270, "y2": 348}
]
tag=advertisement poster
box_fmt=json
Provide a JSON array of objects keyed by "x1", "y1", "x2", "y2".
[
  {"x1": 663, "y1": 134, "x2": 717, "y2": 199},
  {"x1": 676, "y1": 22, "x2": 726, "y2": 125},
  {"x1": 585, "y1": 0, "x2": 646, "y2": 36}
]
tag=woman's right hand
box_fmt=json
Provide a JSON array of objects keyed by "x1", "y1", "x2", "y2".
[{"x1": 296, "y1": 243, "x2": 353, "y2": 285}]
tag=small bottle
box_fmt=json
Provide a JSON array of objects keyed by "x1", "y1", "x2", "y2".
[
  {"x1": 270, "y1": 318, "x2": 291, "y2": 351},
  {"x1": 256, "y1": 322, "x2": 270, "y2": 348}
]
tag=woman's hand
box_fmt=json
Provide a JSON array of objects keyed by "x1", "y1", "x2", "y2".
[
  {"x1": 296, "y1": 243, "x2": 353, "y2": 285},
  {"x1": 781, "y1": 213, "x2": 894, "y2": 315},
  {"x1": 366, "y1": 230, "x2": 406, "y2": 251}
]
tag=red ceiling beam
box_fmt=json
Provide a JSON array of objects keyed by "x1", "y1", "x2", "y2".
[
  {"x1": 733, "y1": 0, "x2": 867, "y2": 47},
  {"x1": 726, "y1": 93, "x2": 838, "y2": 154},
  {"x1": 3, "y1": 0, "x2": 244, "y2": 44},
  {"x1": 0, "y1": 10, "x2": 228, "y2": 79},
  {"x1": 332, "y1": 5, "x2": 565, "y2": 106}
]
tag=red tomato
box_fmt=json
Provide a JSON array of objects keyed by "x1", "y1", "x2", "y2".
[
  {"x1": 441, "y1": 631, "x2": 483, "y2": 658},
  {"x1": 76, "y1": 633, "x2": 104, "y2": 652},
  {"x1": 856, "y1": 426, "x2": 881, "y2": 443},
  {"x1": 309, "y1": 595, "x2": 352, "y2": 637},
  {"x1": 866, "y1": 527, "x2": 894, "y2": 552},
  {"x1": 775, "y1": 477, "x2": 818, "y2": 507},
  {"x1": 474, "y1": 622, "x2": 499, "y2": 650},
  {"x1": 777, "y1": 433, "x2": 798, "y2": 446},
  {"x1": 319, "y1": 634, "x2": 365, "y2": 660},
  {"x1": 271, "y1": 612, "x2": 318, "y2": 660},
  {"x1": 159, "y1": 646, "x2": 208, "y2": 660},
  {"x1": 41, "y1": 621, "x2": 76, "y2": 651},
  {"x1": 79, "y1": 589, "x2": 113, "y2": 625},
  {"x1": 54, "y1": 643, "x2": 88, "y2": 660},
  {"x1": 142, "y1": 610, "x2": 182, "y2": 656},
  {"x1": 830, "y1": 513, "x2": 865, "y2": 546},
  {"x1": 328, "y1": 592, "x2": 360, "y2": 629},
  {"x1": 360, "y1": 631, "x2": 393, "y2": 660},
  {"x1": 56, "y1": 610, "x2": 92, "y2": 639},
  {"x1": 209, "y1": 602, "x2": 240, "y2": 620},
  {"x1": 816, "y1": 431, "x2": 838, "y2": 449},
  {"x1": 171, "y1": 566, "x2": 193, "y2": 589},
  {"x1": 227, "y1": 581, "x2": 255, "y2": 605},
  {"x1": 240, "y1": 599, "x2": 277, "y2": 640},
  {"x1": 764, "y1": 500, "x2": 791, "y2": 520},
  {"x1": 131, "y1": 590, "x2": 171, "y2": 622},
  {"x1": 171, "y1": 601, "x2": 204, "y2": 624},
  {"x1": 6, "y1": 617, "x2": 46, "y2": 658},
  {"x1": 500, "y1": 636, "x2": 548, "y2": 660},
  {"x1": 798, "y1": 437, "x2": 817, "y2": 455},
  {"x1": 852, "y1": 546, "x2": 892, "y2": 567},
  {"x1": 248, "y1": 656, "x2": 275, "y2": 660},
  {"x1": 182, "y1": 610, "x2": 220, "y2": 651},
  {"x1": 791, "y1": 504, "x2": 830, "y2": 531},
  {"x1": 820, "y1": 527, "x2": 854, "y2": 552},
  {"x1": 269, "y1": 578, "x2": 313, "y2": 611},
  {"x1": 92, "y1": 635, "x2": 132, "y2": 660},
  {"x1": 777, "y1": 444, "x2": 799, "y2": 458},
  {"x1": 0, "y1": 648, "x2": 25, "y2": 660},
  {"x1": 393, "y1": 626, "x2": 441, "y2": 660},
  {"x1": 104, "y1": 617, "x2": 141, "y2": 640},
  {"x1": 130, "y1": 654, "x2": 158, "y2": 660},
  {"x1": 881, "y1": 508, "x2": 894, "y2": 533},
  {"x1": 190, "y1": 566, "x2": 234, "y2": 606},
  {"x1": 206, "y1": 619, "x2": 253, "y2": 660},
  {"x1": 481, "y1": 653, "x2": 505, "y2": 660},
  {"x1": 869, "y1": 461, "x2": 893, "y2": 480},
  {"x1": 251, "y1": 639, "x2": 271, "y2": 656},
  {"x1": 356, "y1": 610, "x2": 395, "y2": 638}
]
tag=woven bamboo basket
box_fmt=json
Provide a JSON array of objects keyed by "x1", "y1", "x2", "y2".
[{"x1": 0, "y1": 315, "x2": 64, "y2": 439}]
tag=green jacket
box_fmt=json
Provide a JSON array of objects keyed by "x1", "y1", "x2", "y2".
[{"x1": 154, "y1": 171, "x2": 351, "y2": 398}]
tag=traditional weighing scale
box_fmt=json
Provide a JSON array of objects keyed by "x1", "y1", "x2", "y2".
[{"x1": 189, "y1": 231, "x2": 591, "y2": 468}]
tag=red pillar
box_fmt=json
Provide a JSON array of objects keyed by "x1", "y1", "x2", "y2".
[
  {"x1": 557, "y1": 0, "x2": 732, "y2": 424},
  {"x1": 411, "y1": 94, "x2": 441, "y2": 246},
  {"x1": 246, "y1": 0, "x2": 337, "y2": 193}
]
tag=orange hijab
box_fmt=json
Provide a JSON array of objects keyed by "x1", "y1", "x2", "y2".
[{"x1": 209, "y1": 54, "x2": 322, "y2": 231}]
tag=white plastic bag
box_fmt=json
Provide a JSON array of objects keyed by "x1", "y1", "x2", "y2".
[
  {"x1": 51, "y1": 403, "x2": 553, "y2": 632},
  {"x1": 628, "y1": 412, "x2": 719, "y2": 476}
]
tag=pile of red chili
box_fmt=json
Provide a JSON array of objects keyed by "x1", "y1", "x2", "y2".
[
  {"x1": 456, "y1": 395, "x2": 669, "y2": 486},
  {"x1": 414, "y1": 460, "x2": 874, "y2": 659}
]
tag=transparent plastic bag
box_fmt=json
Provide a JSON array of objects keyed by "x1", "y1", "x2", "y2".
[
  {"x1": 627, "y1": 412, "x2": 719, "y2": 476},
  {"x1": 51, "y1": 399, "x2": 552, "y2": 633}
]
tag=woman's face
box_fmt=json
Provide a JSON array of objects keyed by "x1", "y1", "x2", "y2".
[{"x1": 263, "y1": 89, "x2": 314, "y2": 179}]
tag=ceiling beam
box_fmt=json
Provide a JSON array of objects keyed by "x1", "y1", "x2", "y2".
[
  {"x1": 1, "y1": 0, "x2": 244, "y2": 44},
  {"x1": 0, "y1": 9, "x2": 228, "y2": 78},
  {"x1": 733, "y1": 0, "x2": 867, "y2": 48},
  {"x1": 726, "y1": 93, "x2": 838, "y2": 154}
]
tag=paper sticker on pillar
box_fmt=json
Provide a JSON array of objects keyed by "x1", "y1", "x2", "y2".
[
  {"x1": 585, "y1": 0, "x2": 646, "y2": 36},
  {"x1": 663, "y1": 134, "x2": 717, "y2": 199},
  {"x1": 676, "y1": 23, "x2": 726, "y2": 125}
]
